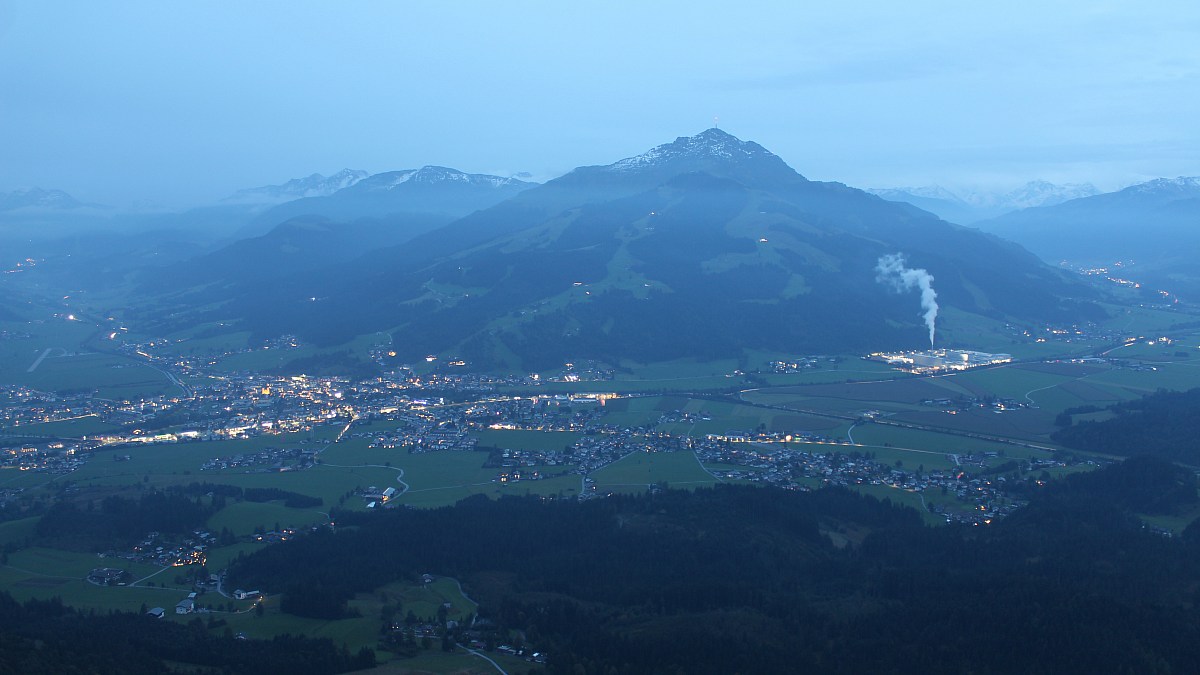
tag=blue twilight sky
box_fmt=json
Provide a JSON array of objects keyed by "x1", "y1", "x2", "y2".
[{"x1": 1, "y1": 1, "x2": 1198, "y2": 207}]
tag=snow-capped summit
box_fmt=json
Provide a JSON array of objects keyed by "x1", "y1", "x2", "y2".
[
  {"x1": 224, "y1": 169, "x2": 370, "y2": 204},
  {"x1": 608, "y1": 128, "x2": 782, "y2": 171},
  {"x1": 1126, "y1": 176, "x2": 1200, "y2": 197},
  {"x1": 867, "y1": 185, "x2": 964, "y2": 203},
  {"x1": 872, "y1": 181, "x2": 1100, "y2": 211},
  {"x1": 354, "y1": 166, "x2": 530, "y2": 192},
  {"x1": 547, "y1": 128, "x2": 806, "y2": 191},
  {"x1": 0, "y1": 187, "x2": 84, "y2": 211},
  {"x1": 994, "y1": 180, "x2": 1099, "y2": 210},
  {"x1": 869, "y1": 180, "x2": 1102, "y2": 223}
]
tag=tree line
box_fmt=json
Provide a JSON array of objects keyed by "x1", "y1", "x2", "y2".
[
  {"x1": 1052, "y1": 387, "x2": 1200, "y2": 463},
  {"x1": 228, "y1": 457, "x2": 1200, "y2": 673}
]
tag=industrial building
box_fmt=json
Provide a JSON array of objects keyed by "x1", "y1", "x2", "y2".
[{"x1": 867, "y1": 349, "x2": 1012, "y2": 373}]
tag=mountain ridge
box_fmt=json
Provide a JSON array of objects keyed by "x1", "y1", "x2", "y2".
[
  {"x1": 868, "y1": 180, "x2": 1100, "y2": 223},
  {"x1": 146, "y1": 129, "x2": 1103, "y2": 369},
  {"x1": 223, "y1": 169, "x2": 370, "y2": 205}
]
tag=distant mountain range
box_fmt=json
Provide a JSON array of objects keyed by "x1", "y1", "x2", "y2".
[
  {"x1": 142, "y1": 129, "x2": 1102, "y2": 369},
  {"x1": 223, "y1": 169, "x2": 370, "y2": 205},
  {"x1": 868, "y1": 181, "x2": 1100, "y2": 224},
  {"x1": 237, "y1": 166, "x2": 535, "y2": 238},
  {"x1": 974, "y1": 177, "x2": 1200, "y2": 297},
  {"x1": 0, "y1": 187, "x2": 88, "y2": 212},
  {"x1": 144, "y1": 167, "x2": 538, "y2": 293}
]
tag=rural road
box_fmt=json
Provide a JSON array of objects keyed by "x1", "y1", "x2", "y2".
[
  {"x1": 460, "y1": 646, "x2": 508, "y2": 675},
  {"x1": 734, "y1": 390, "x2": 1055, "y2": 452},
  {"x1": 318, "y1": 463, "x2": 409, "y2": 497}
]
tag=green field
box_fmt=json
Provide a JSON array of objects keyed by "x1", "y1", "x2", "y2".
[
  {"x1": 736, "y1": 355, "x2": 1200, "y2": 452},
  {"x1": 0, "y1": 317, "x2": 175, "y2": 399},
  {"x1": 589, "y1": 450, "x2": 717, "y2": 492},
  {"x1": 0, "y1": 317, "x2": 98, "y2": 383},
  {"x1": 206, "y1": 501, "x2": 329, "y2": 537},
  {"x1": 472, "y1": 428, "x2": 583, "y2": 451},
  {"x1": 4, "y1": 414, "x2": 121, "y2": 437},
  {"x1": 207, "y1": 575, "x2": 502, "y2": 667},
  {"x1": 849, "y1": 483, "x2": 946, "y2": 526},
  {"x1": 0, "y1": 546, "x2": 178, "y2": 613},
  {"x1": 207, "y1": 333, "x2": 380, "y2": 374},
  {"x1": 849, "y1": 424, "x2": 1048, "y2": 461},
  {"x1": 2, "y1": 295, "x2": 1198, "y2": 663},
  {"x1": 40, "y1": 432, "x2": 405, "y2": 537},
  {"x1": 0, "y1": 516, "x2": 39, "y2": 547}
]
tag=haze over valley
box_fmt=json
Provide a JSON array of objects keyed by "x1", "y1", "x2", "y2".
[{"x1": 2, "y1": 3, "x2": 1200, "y2": 674}]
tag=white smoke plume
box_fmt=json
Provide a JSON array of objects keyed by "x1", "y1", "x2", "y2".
[{"x1": 876, "y1": 253, "x2": 939, "y2": 347}]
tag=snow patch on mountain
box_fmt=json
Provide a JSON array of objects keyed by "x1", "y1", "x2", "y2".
[
  {"x1": 871, "y1": 180, "x2": 1100, "y2": 213},
  {"x1": 608, "y1": 128, "x2": 781, "y2": 172},
  {"x1": 0, "y1": 187, "x2": 85, "y2": 211},
  {"x1": 224, "y1": 169, "x2": 369, "y2": 204},
  {"x1": 1126, "y1": 176, "x2": 1200, "y2": 197},
  {"x1": 358, "y1": 166, "x2": 532, "y2": 192}
]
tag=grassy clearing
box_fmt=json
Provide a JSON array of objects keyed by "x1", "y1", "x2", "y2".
[
  {"x1": 590, "y1": 450, "x2": 715, "y2": 491},
  {"x1": 214, "y1": 575, "x2": 488, "y2": 664},
  {"x1": 209, "y1": 333, "x2": 379, "y2": 374},
  {"x1": 1088, "y1": 362, "x2": 1200, "y2": 394},
  {"x1": 208, "y1": 463, "x2": 401, "y2": 508},
  {"x1": 3, "y1": 546, "x2": 161, "y2": 581},
  {"x1": 756, "y1": 366, "x2": 901, "y2": 386},
  {"x1": 396, "y1": 473, "x2": 581, "y2": 508},
  {"x1": 621, "y1": 358, "x2": 740, "y2": 380},
  {"x1": 392, "y1": 451, "x2": 495, "y2": 491},
  {"x1": 472, "y1": 429, "x2": 583, "y2": 451},
  {"x1": 888, "y1": 408, "x2": 1058, "y2": 444},
  {"x1": 847, "y1": 483, "x2": 945, "y2": 526},
  {"x1": 1139, "y1": 502, "x2": 1200, "y2": 535},
  {"x1": 5, "y1": 414, "x2": 120, "y2": 437},
  {"x1": 3, "y1": 349, "x2": 172, "y2": 400},
  {"x1": 65, "y1": 428, "x2": 349, "y2": 495},
  {"x1": 0, "y1": 516, "x2": 39, "y2": 547},
  {"x1": 0, "y1": 317, "x2": 96, "y2": 379},
  {"x1": 360, "y1": 650, "x2": 539, "y2": 674},
  {"x1": 854, "y1": 421, "x2": 1031, "y2": 454},
  {"x1": 206, "y1": 501, "x2": 329, "y2": 537},
  {"x1": 202, "y1": 541, "x2": 269, "y2": 572},
  {"x1": 950, "y1": 366, "x2": 1079, "y2": 402},
  {"x1": 0, "y1": 569, "x2": 196, "y2": 614},
  {"x1": 150, "y1": 329, "x2": 252, "y2": 357},
  {"x1": 849, "y1": 443, "x2": 960, "y2": 472}
]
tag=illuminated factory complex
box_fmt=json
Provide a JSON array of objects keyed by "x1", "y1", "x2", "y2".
[{"x1": 867, "y1": 349, "x2": 1013, "y2": 373}]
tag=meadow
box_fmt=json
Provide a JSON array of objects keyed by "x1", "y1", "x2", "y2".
[
  {"x1": 589, "y1": 449, "x2": 717, "y2": 492},
  {"x1": 0, "y1": 317, "x2": 175, "y2": 400}
]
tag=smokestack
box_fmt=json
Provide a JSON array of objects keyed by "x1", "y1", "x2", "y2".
[{"x1": 876, "y1": 253, "x2": 939, "y2": 347}]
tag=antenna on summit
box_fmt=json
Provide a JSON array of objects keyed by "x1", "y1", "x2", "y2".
[{"x1": 713, "y1": 115, "x2": 720, "y2": 129}]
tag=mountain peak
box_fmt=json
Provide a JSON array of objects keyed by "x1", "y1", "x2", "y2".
[
  {"x1": 1128, "y1": 176, "x2": 1200, "y2": 196},
  {"x1": 225, "y1": 169, "x2": 369, "y2": 204},
  {"x1": 360, "y1": 166, "x2": 532, "y2": 191},
  {"x1": 999, "y1": 180, "x2": 1099, "y2": 209},
  {"x1": 609, "y1": 128, "x2": 783, "y2": 172},
  {"x1": 0, "y1": 187, "x2": 84, "y2": 211}
]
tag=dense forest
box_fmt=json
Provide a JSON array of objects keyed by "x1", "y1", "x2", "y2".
[
  {"x1": 174, "y1": 482, "x2": 324, "y2": 509},
  {"x1": 0, "y1": 593, "x2": 374, "y2": 674},
  {"x1": 228, "y1": 457, "x2": 1200, "y2": 674},
  {"x1": 34, "y1": 491, "x2": 217, "y2": 551},
  {"x1": 1052, "y1": 387, "x2": 1200, "y2": 463}
]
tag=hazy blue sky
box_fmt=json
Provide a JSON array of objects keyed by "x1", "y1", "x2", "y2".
[{"x1": 2, "y1": 1, "x2": 1198, "y2": 206}]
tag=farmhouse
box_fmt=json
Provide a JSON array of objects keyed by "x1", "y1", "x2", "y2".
[{"x1": 87, "y1": 567, "x2": 128, "y2": 585}]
